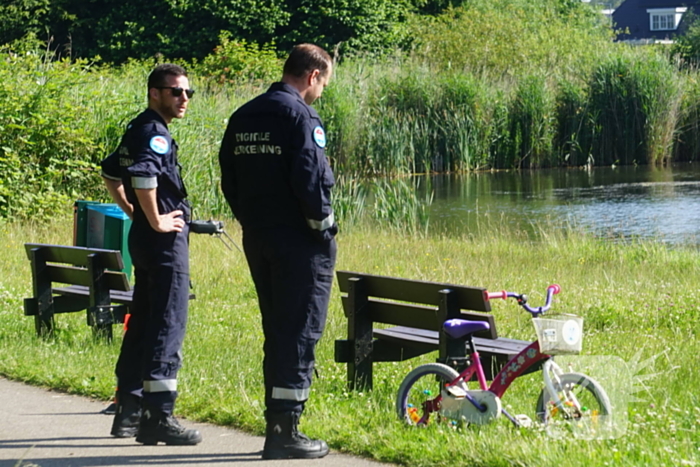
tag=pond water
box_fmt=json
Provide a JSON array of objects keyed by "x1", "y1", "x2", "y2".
[{"x1": 419, "y1": 163, "x2": 700, "y2": 244}]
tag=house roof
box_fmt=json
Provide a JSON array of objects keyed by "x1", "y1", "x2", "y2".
[{"x1": 612, "y1": 0, "x2": 700, "y2": 40}]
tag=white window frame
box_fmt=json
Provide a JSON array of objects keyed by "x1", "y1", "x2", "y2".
[{"x1": 647, "y1": 7, "x2": 687, "y2": 31}]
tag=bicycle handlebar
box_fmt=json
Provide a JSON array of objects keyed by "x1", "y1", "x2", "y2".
[{"x1": 484, "y1": 284, "x2": 561, "y2": 316}]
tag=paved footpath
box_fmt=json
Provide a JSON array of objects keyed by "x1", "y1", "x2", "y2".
[{"x1": 0, "y1": 377, "x2": 389, "y2": 467}]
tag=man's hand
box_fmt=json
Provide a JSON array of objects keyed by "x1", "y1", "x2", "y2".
[
  {"x1": 102, "y1": 177, "x2": 134, "y2": 219},
  {"x1": 153, "y1": 210, "x2": 185, "y2": 233},
  {"x1": 135, "y1": 188, "x2": 185, "y2": 233}
]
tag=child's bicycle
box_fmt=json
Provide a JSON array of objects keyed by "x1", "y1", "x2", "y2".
[{"x1": 396, "y1": 285, "x2": 611, "y2": 432}]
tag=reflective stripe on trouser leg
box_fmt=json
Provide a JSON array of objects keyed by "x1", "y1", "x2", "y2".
[
  {"x1": 144, "y1": 379, "x2": 178, "y2": 392},
  {"x1": 271, "y1": 387, "x2": 310, "y2": 401}
]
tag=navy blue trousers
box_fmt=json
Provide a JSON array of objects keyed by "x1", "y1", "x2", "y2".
[
  {"x1": 243, "y1": 227, "x2": 337, "y2": 414},
  {"x1": 115, "y1": 228, "x2": 190, "y2": 414}
]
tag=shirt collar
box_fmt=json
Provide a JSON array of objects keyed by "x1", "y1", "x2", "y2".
[
  {"x1": 268, "y1": 82, "x2": 304, "y2": 101},
  {"x1": 143, "y1": 107, "x2": 168, "y2": 128}
]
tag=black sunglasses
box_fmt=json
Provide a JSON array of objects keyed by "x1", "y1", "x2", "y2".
[{"x1": 157, "y1": 86, "x2": 195, "y2": 98}]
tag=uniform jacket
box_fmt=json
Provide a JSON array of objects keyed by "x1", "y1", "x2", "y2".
[
  {"x1": 218, "y1": 82, "x2": 337, "y2": 242},
  {"x1": 101, "y1": 108, "x2": 191, "y2": 271}
]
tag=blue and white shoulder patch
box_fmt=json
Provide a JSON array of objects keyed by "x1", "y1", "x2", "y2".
[
  {"x1": 149, "y1": 135, "x2": 170, "y2": 154},
  {"x1": 312, "y1": 126, "x2": 326, "y2": 148}
]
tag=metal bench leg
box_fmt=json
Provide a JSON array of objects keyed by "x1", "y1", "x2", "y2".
[
  {"x1": 35, "y1": 314, "x2": 54, "y2": 337},
  {"x1": 347, "y1": 277, "x2": 374, "y2": 391}
]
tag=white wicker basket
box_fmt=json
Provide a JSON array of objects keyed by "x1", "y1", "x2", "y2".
[{"x1": 532, "y1": 314, "x2": 583, "y2": 355}]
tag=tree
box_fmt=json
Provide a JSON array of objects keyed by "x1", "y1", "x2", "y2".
[
  {"x1": 0, "y1": 0, "x2": 427, "y2": 62},
  {"x1": 0, "y1": 0, "x2": 72, "y2": 50},
  {"x1": 671, "y1": 11, "x2": 700, "y2": 67},
  {"x1": 274, "y1": 0, "x2": 412, "y2": 55}
]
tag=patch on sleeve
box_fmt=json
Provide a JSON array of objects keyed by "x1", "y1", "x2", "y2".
[
  {"x1": 149, "y1": 135, "x2": 170, "y2": 154},
  {"x1": 312, "y1": 126, "x2": 326, "y2": 148}
]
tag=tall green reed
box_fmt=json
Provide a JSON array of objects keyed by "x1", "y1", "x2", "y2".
[
  {"x1": 433, "y1": 74, "x2": 494, "y2": 172},
  {"x1": 502, "y1": 73, "x2": 556, "y2": 168},
  {"x1": 331, "y1": 175, "x2": 369, "y2": 230},
  {"x1": 554, "y1": 78, "x2": 590, "y2": 166},
  {"x1": 585, "y1": 50, "x2": 680, "y2": 166},
  {"x1": 674, "y1": 70, "x2": 700, "y2": 162},
  {"x1": 349, "y1": 70, "x2": 496, "y2": 175},
  {"x1": 369, "y1": 177, "x2": 432, "y2": 235}
]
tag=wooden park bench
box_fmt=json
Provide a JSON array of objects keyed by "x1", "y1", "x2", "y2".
[
  {"x1": 334, "y1": 271, "x2": 536, "y2": 390},
  {"x1": 23, "y1": 243, "x2": 132, "y2": 340}
]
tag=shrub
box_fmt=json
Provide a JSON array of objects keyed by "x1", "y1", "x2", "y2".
[
  {"x1": 674, "y1": 73, "x2": 700, "y2": 162},
  {"x1": 195, "y1": 32, "x2": 282, "y2": 86},
  {"x1": 410, "y1": 0, "x2": 613, "y2": 77},
  {"x1": 0, "y1": 46, "x2": 101, "y2": 218},
  {"x1": 0, "y1": 37, "x2": 142, "y2": 219}
]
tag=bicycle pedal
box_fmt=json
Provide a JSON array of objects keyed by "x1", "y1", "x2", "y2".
[
  {"x1": 445, "y1": 384, "x2": 468, "y2": 398},
  {"x1": 514, "y1": 414, "x2": 533, "y2": 428}
]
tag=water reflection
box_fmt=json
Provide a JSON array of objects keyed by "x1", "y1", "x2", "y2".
[{"x1": 420, "y1": 163, "x2": 700, "y2": 244}]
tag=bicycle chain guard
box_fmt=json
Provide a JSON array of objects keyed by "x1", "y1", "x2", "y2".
[{"x1": 440, "y1": 388, "x2": 502, "y2": 425}]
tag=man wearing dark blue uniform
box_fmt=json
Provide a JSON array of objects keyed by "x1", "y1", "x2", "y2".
[
  {"x1": 218, "y1": 44, "x2": 336, "y2": 460},
  {"x1": 100, "y1": 63, "x2": 202, "y2": 446}
]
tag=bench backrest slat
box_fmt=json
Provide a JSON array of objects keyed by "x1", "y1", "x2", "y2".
[
  {"x1": 341, "y1": 297, "x2": 496, "y2": 335},
  {"x1": 337, "y1": 270, "x2": 491, "y2": 312},
  {"x1": 46, "y1": 265, "x2": 130, "y2": 292},
  {"x1": 25, "y1": 243, "x2": 124, "y2": 270}
]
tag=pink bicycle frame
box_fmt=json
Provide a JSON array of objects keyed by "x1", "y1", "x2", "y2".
[{"x1": 446, "y1": 341, "x2": 551, "y2": 398}]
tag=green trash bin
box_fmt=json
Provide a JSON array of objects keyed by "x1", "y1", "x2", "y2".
[
  {"x1": 73, "y1": 200, "x2": 132, "y2": 279},
  {"x1": 73, "y1": 200, "x2": 100, "y2": 247}
]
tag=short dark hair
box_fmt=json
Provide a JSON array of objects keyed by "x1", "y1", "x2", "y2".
[
  {"x1": 282, "y1": 44, "x2": 332, "y2": 79},
  {"x1": 147, "y1": 63, "x2": 188, "y2": 89}
]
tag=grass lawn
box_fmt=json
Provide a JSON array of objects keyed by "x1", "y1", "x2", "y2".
[{"x1": 1, "y1": 218, "x2": 699, "y2": 466}]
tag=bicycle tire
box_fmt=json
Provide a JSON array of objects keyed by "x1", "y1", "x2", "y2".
[
  {"x1": 536, "y1": 372, "x2": 611, "y2": 428},
  {"x1": 396, "y1": 363, "x2": 460, "y2": 426}
]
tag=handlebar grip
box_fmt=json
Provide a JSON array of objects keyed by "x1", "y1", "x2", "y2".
[
  {"x1": 548, "y1": 284, "x2": 561, "y2": 295},
  {"x1": 485, "y1": 290, "x2": 508, "y2": 301},
  {"x1": 190, "y1": 219, "x2": 224, "y2": 234}
]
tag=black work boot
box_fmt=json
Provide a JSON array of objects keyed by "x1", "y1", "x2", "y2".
[
  {"x1": 262, "y1": 411, "x2": 329, "y2": 459},
  {"x1": 110, "y1": 392, "x2": 142, "y2": 438},
  {"x1": 135, "y1": 408, "x2": 202, "y2": 446}
]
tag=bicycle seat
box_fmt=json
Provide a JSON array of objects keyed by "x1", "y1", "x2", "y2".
[{"x1": 443, "y1": 319, "x2": 490, "y2": 339}]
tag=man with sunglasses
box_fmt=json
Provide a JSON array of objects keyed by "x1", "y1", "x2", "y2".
[
  {"x1": 219, "y1": 44, "x2": 336, "y2": 459},
  {"x1": 100, "y1": 63, "x2": 201, "y2": 446}
]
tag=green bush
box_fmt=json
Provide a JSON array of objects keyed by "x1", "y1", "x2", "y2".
[
  {"x1": 670, "y1": 11, "x2": 700, "y2": 67},
  {"x1": 0, "y1": 48, "x2": 99, "y2": 218},
  {"x1": 410, "y1": 0, "x2": 613, "y2": 77},
  {"x1": 195, "y1": 33, "x2": 282, "y2": 86},
  {"x1": 0, "y1": 37, "x2": 145, "y2": 219}
]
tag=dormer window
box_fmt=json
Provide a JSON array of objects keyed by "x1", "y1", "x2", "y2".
[{"x1": 647, "y1": 7, "x2": 688, "y2": 31}]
